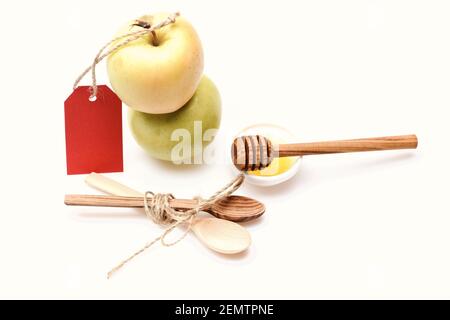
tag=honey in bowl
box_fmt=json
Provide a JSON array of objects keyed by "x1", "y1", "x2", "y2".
[
  {"x1": 247, "y1": 138, "x2": 298, "y2": 177},
  {"x1": 234, "y1": 124, "x2": 301, "y2": 186}
]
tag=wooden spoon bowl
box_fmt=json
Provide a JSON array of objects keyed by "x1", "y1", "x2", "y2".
[
  {"x1": 192, "y1": 217, "x2": 251, "y2": 254},
  {"x1": 210, "y1": 195, "x2": 265, "y2": 222},
  {"x1": 64, "y1": 194, "x2": 265, "y2": 222}
]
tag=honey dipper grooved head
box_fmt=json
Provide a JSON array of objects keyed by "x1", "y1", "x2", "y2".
[{"x1": 232, "y1": 135, "x2": 273, "y2": 172}]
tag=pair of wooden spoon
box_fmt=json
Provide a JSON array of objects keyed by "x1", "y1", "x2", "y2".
[{"x1": 65, "y1": 173, "x2": 265, "y2": 254}]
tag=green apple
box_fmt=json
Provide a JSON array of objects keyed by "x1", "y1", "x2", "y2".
[
  {"x1": 107, "y1": 13, "x2": 204, "y2": 114},
  {"x1": 128, "y1": 76, "x2": 221, "y2": 162}
]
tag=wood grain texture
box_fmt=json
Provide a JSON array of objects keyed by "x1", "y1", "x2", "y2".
[
  {"x1": 232, "y1": 137, "x2": 247, "y2": 171},
  {"x1": 64, "y1": 194, "x2": 265, "y2": 222},
  {"x1": 259, "y1": 135, "x2": 270, "y2": 169},
  {"x1": 211, "y1": 195, "x2": 265, "y2": 222},
  {"x1": 250, "y1": 136, "x2": 260, "y2": 172},
  {"x1": 232, "y1": 134, "x2": 418, "y2": 171},
  {"x1": 277, "y1": 135, "x2": 418, "y2": 156},
  {"x1": 231, "y1": 135, "x2": 272, "y2": 171}
]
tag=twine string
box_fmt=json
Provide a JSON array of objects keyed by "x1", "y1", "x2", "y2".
[
  {"x1": 73, "y1": 12, "x2": 180, "y2": 99},
  {"x1": 73, "y1": 12, "x2": 246, "y2": 278},
  {"x1": 107, "y1": 174, "x2": 245, "y2": 278}
]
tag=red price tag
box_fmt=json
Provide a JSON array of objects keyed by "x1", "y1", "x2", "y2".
[{"x1": 64, "y1": 85, "x2": 123, "y2": 175}]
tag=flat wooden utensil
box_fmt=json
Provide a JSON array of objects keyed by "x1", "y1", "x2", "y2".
[
  {"x1": 232, "y1": 134, "x2": 418, "y2": 171},
  {"x1": 65, "y1": 194, "x2": 264, "y2": 222},
  {"x1": 85, "y1": 172, "x2": 143, "y2": 197}
]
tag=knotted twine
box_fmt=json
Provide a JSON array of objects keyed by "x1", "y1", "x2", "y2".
[
  {"x1": 107, "y1": 174, "x2": 245, "y2": 278},
  {"x1": 73, "y1": 12, "x2": 180, "y2": 99}
]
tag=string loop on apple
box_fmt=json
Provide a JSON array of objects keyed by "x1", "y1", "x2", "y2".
[{"x1": 73, "y1": 12, "x2": 180, "y2": 100}]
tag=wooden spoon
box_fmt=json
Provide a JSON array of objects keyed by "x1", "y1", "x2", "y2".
[
  {"x1": 65, "y1": 194, "x2": 264, "y2": 223},
  {"x1": 66, "y1": 173, "x2": 265, "y2": 222},
  {"x1": 232, "y1": 134, "x2": 418, "y2": 171},
  {"x1": 79, "y1": 173, "x2": 252, "y2": 255}
]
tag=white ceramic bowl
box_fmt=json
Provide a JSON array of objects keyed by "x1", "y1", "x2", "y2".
[{"x1": 231, "y1": 124, "x2": 301, "y2": 187}]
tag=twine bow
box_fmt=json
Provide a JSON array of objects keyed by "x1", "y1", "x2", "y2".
[
  {"x1": 73, "y1": 12, "x2": 180, "y2": 99},
  {"x1": 107, "y1": 174, "x2": 245, "y2": 278}
]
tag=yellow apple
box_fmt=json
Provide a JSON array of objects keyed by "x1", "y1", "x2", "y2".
[{"x1": 107, "y1": 13, "x2": 204, "y2": 114}]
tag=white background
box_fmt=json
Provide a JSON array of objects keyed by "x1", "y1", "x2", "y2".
[{"x1": 0, "y1": 0, "x2": 449, "y2": 299}]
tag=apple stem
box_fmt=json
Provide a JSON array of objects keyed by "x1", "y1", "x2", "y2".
[
  {"x1": 150, "y1": 30, "x2": 159, "y2": 46},
  {"x1": 132, "y1": 20, "x2": 159, "y2": 46}
]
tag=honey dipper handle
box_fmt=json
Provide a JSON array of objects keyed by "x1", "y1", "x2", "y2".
[{"x1": 276, "y1": 134, "x2": 418, "y2": 157}]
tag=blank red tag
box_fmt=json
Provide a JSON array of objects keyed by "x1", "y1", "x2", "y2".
[{"x1": 65, "y1": 85, "x2": 123, "y2": 175}]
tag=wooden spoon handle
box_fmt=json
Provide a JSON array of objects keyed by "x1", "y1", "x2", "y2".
[
  {"x1": 85, "y1": 173, "x2": 143, "y2": 197},
  {"x1": 64, "y1": 194, "x2": 199, "y2": 210},
  {"x1": 276, "y1": 134, "x2": 418, "y2": 157}
]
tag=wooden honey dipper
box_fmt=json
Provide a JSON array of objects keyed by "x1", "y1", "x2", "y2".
[{"x1": 232, "y1": 134, "x2": 418, "y2": 171}]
